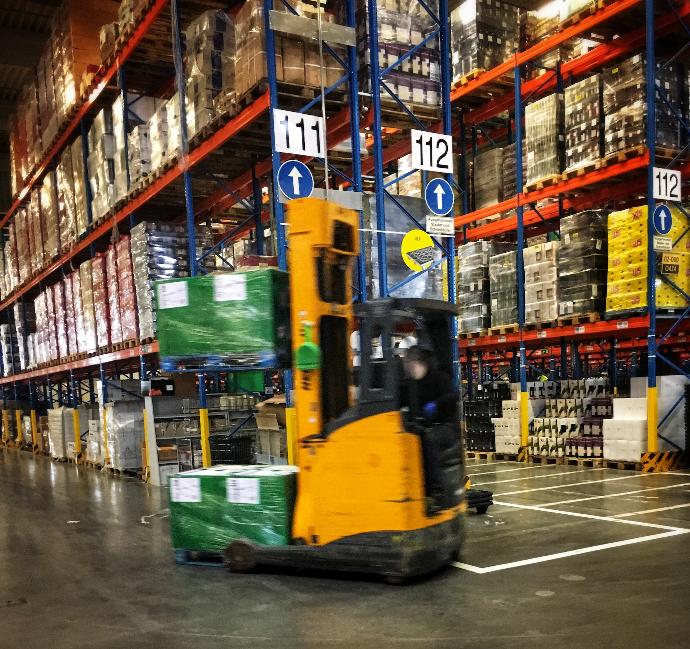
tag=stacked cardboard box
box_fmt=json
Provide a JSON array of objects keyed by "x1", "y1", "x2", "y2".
[
  {"x1": 564, "y1": 74, "x2": 603, "y2": 173},
  {"x1": 496, "y1": 396, "x2": 544, "y2": 455},
  {"x1": 603, "y1": 397, "x2": 647, "y2": 462},
  {"x1": 557, "y1": 210, "x2": 607, "y2": 317},
  {"x1": 0, "y1": 325, "x2": 20, "y2": 377},
  {"x1": 458, "y1": 241, "x2": 514, "y2": 333},
  {"x1": 604, "y1": 54, "x2": 682, "y2": 155},
  {"x1": 464, "y1": 382, "x2": 511, "y2": 452},
  {"x1": 92, "y1": 254, "x2": 111, "y2": 350},
  {"x1": 525, "y1": 93, "x2": 564, "y2": 186},
  {"x1": 606, "y1": 205, "x2": 689, "y2": 314},
  {"x1": 47, "y1": 408, "x2": 71, "y2": 460},
  {"x1": 473, "y1": 148, "x2": 503, "y2": 210},
  {"x1": 489, "y1": 250, "x2": 517, "y2": 327},
  {"x1": 524, "y1": 241, "x2": 559, "y2": 324},
  {"x1": 450, "y1": 0, "x2": 520, "y2": 83},
  {"x1": 87, "y1": 107, "x2": 116, "y2": 221}
]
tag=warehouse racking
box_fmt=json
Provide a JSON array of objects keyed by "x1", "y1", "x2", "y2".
[{"x1": 0, "y1": 0, "x2": 688, "y2": 476}]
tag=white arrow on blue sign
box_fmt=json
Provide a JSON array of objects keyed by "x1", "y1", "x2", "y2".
[
  {"x1": 653, "y1": 204, "x2": 673, "y2": 235},
  {"x1": 277, "y1": 160, "x2": 314, "y2": 200},
  {"x1": 424, "y1": 178, "x2": 454, "y2": 216}
]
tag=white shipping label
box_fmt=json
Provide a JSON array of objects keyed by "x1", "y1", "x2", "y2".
[
  {"x1": 214, "y1": 274, "x2": 248, "y2": 302},
  {"x1": 170, "y1": 477, "x2": 201, "y2": 502},
  {"x1": 158, "y1": 282, "x2": 189, "y2": 309},
  {"x1": 226, "y1": 478, "x2": 260, "y2": 504}
]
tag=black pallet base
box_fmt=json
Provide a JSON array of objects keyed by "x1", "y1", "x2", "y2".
[{"x1": 174, "y1": 549, "x2": 225, "y2": 567}]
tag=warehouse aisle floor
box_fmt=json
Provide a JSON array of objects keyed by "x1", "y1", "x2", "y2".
[{"x1": 1, "y1": 450, "x2": 689, "y2": 649}]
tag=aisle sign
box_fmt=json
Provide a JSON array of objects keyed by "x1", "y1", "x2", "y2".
[
  {"x1": 410, "y1": 129, "x2": 454, "y2": 173},
  {"x1": 426, "y1": 216, "x2": 455, "y2": 236},
  {"x1": 277, "y1": 160, "x2": 314, "y2": 200},
  {"x1": 652, "y1": 167, "x2": 681, "y2": 201},
  {"x1": 653, "y1": 235, "x2": 672, "y2": 252},
  {"x1": 424, "y1": 178, "x2": 454, "y2": 216},
  {"x1": 273, "y1": 108, "x2": 325, "y2": 158},
  {"x1": 652, "y1": 204, "x2": 673, "y2": 235}
]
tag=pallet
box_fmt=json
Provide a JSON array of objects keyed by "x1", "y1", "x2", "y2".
[
  {"x1": 523, "y1": 320, "x2": 557, "y2": 331},
  {"x1": 564, "y1": 457, "x2": 605, "y2": 468},
  {"x1": 642, "y1": 450, "x2": 689, "y2": 472},
  {"x1": 524, "y1": 174, "x2": 561, "y2": 193},
  {"x1": 84, "y1": 460, "x2": 103, "y2": 470},
  {"x1": 561, "y1": 160, "x2": 601, "y2": 181},
  {"x1": 105, "y1": 467, "x2": 139, "y2": 478},
  {"x1": 111, "y1": 339, "x2": 138, "y2": 352},
  {"x1": 455, "y1": 68, "x2": 514, "y2": 88},
  {"x1": 603, "y1": 459, "x2": 643, "y2": 472},
  {"x1": 560, "y1": 1, "x2": 599, "y2": 29},
  {"x1": 655, "y1": 147, "x2": 690, "y2": 162},
  {"x1": 602, "y1": 145, "x2": 645, "y2": 166},
  {"x1": 488, "y1": 324, "x2": 519, "y2": 336},
  {"x1": 528, "y1": 455, "x2": 564, "y2": 466},
  {"x1": 174, "y1": 549, "x2": 225, "y2": 567},
  {"x1": 465, "y1": 451, "x2": 496, "y2": 461},
  {"x1": 557, "y1": 312, "x2": 601, "y2": 326},
  {"x1": 459, "y1": 329, "x2": 489, "y2": 340}
]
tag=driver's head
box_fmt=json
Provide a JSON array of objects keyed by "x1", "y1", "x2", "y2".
[{"x1": 404, "y1": 346, "x2": 429, "y2": 380}]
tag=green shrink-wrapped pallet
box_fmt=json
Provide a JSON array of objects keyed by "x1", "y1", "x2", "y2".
[
  {"x1": 155, "y1": 268, "x2": 290, "y2": 369},
  {"x1": 169, "y1": 465, "x2": 298, "y2": 552}
]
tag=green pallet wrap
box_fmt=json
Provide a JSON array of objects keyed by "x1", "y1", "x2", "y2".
[
  {"x1": 155, "y1": 269, "x2": 290, "y2": 367},
  {"x1": 169, "y1": 465, "x2": 298, "y2": 551}
]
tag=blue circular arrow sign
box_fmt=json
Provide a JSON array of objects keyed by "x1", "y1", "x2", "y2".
[
  {"x1": 424, "y1": 178, "x2": 454, "y2": 216},
  {"x1": 277, "y1": 160, "x2": 314, "y2": 200},
  {"x1": 653, "y1": 204, "x2": 673, "y2": 235}
]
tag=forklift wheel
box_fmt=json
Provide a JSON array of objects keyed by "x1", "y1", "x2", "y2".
[
  {"x1": 476, "y1": 505, "x2": 490, "y2": 515},
  {"x1": 224, "y1": 540, "x2": 257, "y2": 573}
]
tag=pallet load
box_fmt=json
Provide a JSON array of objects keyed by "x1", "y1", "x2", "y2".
[
  {"x1": 525, "y1": 92, "x2": 564, "y2": 188},
  {"x1": 564, "y1": 74, "x2": 603, "y2": 174},
  {"x1": 499, "y1": 395, "x2": 544, "y2": 456},
  {"x1": 464, "y1": 382, "x2": 510, "y2": 452},
  {"x1": 603, "y1": 53, "x2": 682, "y2": 156},
  {"x1": 87, "y1": 106, "x2": 116, "y2": 222},
  {"x1": 169, "y1": 465, "x2": 298, "y2": 556},
  {"x1": 155, "y1": 268, "x2": 291, "y2": 371},
  {"x1": 0, "y1": 325, "x2": 19, "y2": 377},
  {"x1": 47, "y1": 407, "x2": 71, "y2": 460},
  {"x1": 457, "y1": 241, "x2": 514, "y2": 334},
  {"x1": 105, "y1": 401, "x2": 145, "y2": 471},
  {"x1": 489, "y1": 250, "x2": 517, "y2": 328},
  {"x1": 473, "y1": 148, "x2": 503, "y2": 210},
  {"x1": 450, "y1": 0, "x2": 520, "y2": 84},
  {"x1": 358, "y1": 0, "x2": 440, "y2": 108},
  {"x1": 524, "y1": 241, "x2": 559, "y2": 325},
  {"x1": 557, "y1": 210, "x2": 607, "y2": 318},
  {"x1": 606, "y1": 205, "x2": 689, "y2": 315},
  {"x1": 603, "y1": 397, "x2": 647, "y2": 463}
]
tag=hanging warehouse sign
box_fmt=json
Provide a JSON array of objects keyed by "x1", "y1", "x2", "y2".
[{"x1": 269, "y1": 11, "x2": 356, "y2": 46}]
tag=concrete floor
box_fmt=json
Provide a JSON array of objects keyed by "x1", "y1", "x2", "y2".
[{"x1": 1, "y1": 450, "x2": 690, "y2": 649}]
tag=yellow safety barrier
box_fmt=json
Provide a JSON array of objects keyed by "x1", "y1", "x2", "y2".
[
  {"x1": 72, "y1": 408, "x2": 82, "y2": 459},
  {"x1": 200, "y1": 407, "x2": 211, "y2": 468},
  {"x1": 286, "y1": 407, "x2": 298, "y2": 465},
  {"x1": 647, "y1": 386, "x2": 658, "y2": 453},
  {"x1": 15, "y1": 410, "x2": 23, "y2": 445},
  {"x1": 30, "y1": 410, "x2": 38, "y2": 450}
]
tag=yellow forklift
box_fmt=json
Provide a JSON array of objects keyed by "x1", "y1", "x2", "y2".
[{"x1": 225, "y1": 198, "x2": 489, "y2": 580}]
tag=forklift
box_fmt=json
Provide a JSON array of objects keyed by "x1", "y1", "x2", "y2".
[{"x1": 224, "y1": 198, "x2": 491, "y2": 580}]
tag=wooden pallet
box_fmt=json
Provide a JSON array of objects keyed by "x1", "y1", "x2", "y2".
[
  {"x1": 564, "y1": 457, "x2": 605, "y2": 468},
  {"x1": 488, "y1": 324, "x2": 519, "y2": 335},
  {"x1": 105, "y1": 467, "x2": 140, "y2": 478},
  {"x1": 604, "y1": 459, "x2": 643, "y2": 471},
  {"x1": 561, "y1": 160, "x2": 601, "y2": 181},
  {"x1": 524, "y1": 174, "x2": 561, "y2": 193},
  {"x1": 557, "y1": 312, "x2": 601, "y2": 326},
  {"x1": 528, "y1": 455, "x2": 564, "y2": 466},
  {"x1": 602, "y1": 145, "x2": 645, "y2": 166},
  {"x1": 459, "y1": 329, "x2": 489, "y2": 340},
  {"x1": 465, "y1": 451, "x2": 496, "y2": 461},
  {"x1": 655, "y1": 147, "x2": 690, "y2": 162},
  {"x1": 111, "y1": 339, "x2": 138, "y2": 352},
  {"x1": 84, "y1": 460, "x2": 103, "y2": 471},
  {"x1": 523, "y1": 320, "x2": 557, "y2": 331},
  {"x1": 560, "y1": 1, "x2": 599, "y2": 29},
  {"x1": 456, "y1": 68, "x2": 514, "y2": 88}
]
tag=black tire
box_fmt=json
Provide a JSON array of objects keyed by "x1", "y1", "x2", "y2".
[
  {"x1": 224, "y1": 540, "x2": 257, "y2": 573},
  {"x1": 476, "y1": 504, "x2": 490, "y2": 515}
]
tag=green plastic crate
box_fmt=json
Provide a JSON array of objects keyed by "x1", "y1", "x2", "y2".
[{"x1": 169, "y1": 465, "x2": 298, "y2": 552}]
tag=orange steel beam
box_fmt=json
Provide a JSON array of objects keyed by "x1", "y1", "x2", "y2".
[{"x1": 0, "y1": 0, "x2": 170, "y2": 230}]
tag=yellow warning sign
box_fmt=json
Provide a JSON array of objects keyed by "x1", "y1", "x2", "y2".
[{"x1": 401, "y1": 229, "x2": 435, "y2": 271}]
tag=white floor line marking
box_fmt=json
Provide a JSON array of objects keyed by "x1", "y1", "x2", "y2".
[
  {"x1": 495, "y1": 472, "x2": 677, "y2": 496},
  {"x1": 473, "y1": 467, "x2": 606, "y2": 486},
  {"x1": 451, "y1": 530, "x2": 687, "y2": 574},
  {"x1": 463, "y1": 461, "x2": 506, "y2": 467},
  {"x1": 612, "y1": 503, "x2": 690, "y2": 518},
  {"x1": 469, "y1": 465, "x2": 550, "y2": 477},
  {"x1": 492, "y1": 500, "x2": 689, "y2": 532},
  {"x1": 531, "y1": 482, "x2": 690, "y2": 507}
]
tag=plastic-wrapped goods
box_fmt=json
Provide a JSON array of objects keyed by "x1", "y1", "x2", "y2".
[
  {"x1": 156, "y1": 269, "x2": 290, "y2": 369},
  {"x1": 364, "y1": 193, "x2": 444, "y2": 299},
  {"x1": 106, "y1": 246, "x2": 123, "y2": 345},
  {"x1": 63, "y1": 276, "x2": 77, "y2": 356},
  {"x1": 489, "y1": 250, "x2": 517, "y2": 327},
  {"x1": 47, "y1": 408, "x2": 70, "y2": 460},
  {"x1": 14, "y1": 207, "x2": 31, "y2": 286},
  {"x1": 473, "y1": 148, "x2": 503, "y2": 210},
  {"x1": 79, "y1": 260, "x2": 98, "y2": 353},
  {"x1": 564, "y1": 75, "x2": 603, "y2": 173},
  {"x1": 87, "y1": 106, "x2": 116, "y2": 221},
  {"x1": 0, "y1": 244, "x2": 5, "y2": 302},
  {"x1": 56, "y1": 146, "x2": 77, "y2": 251},
  {"x1": 0, "y1": 324, "x2": 20, "y2": 376},
  {"x1": 502, "y1": 141, "x2": 525, "y2": 201},
  {"x1": 70, "y1": 270, "x2": 87, "y2": 355},
  {"x1": 32, "y1": 293, "x2": 45, "y2": 366},
  {"x1": 607, "y1": 205, "x2": 689, "y2": 314},
  {"x1": 29, "y1": 189, "x2": 45, "y2": 275},
  {"x1": 524, "y1": 241, "x2": 559, "y2": 324},
  {"x1": 458, "y1": 241, "x2": 514, "y2": 333},
  {"x1": 40, "y1": 173, "x2": 60, "y2": 262},
  {"x1": 43, "y1": 286, "x2": 57, "y2": 362},
  {"x1": 128, "y1": 124, "x2": 152, "y2": 187},
  {"x1": 116, "y1": 236, "x2": 138, "y2": 342},
  {"x1": 70, "y1": 137, "x2": 88, "y2": 238},
  {"x1": 4, "y1": 224, "x2": 19, "y2": 294},
  {"x1": 169, "y1": 465, "x2": 298, "y2": 552},
  {"x1": 53, "y1": 280, "x2": 68, "y2": 360},
  {"x1": 91, "y1": 254, "x2": 111, "y2": 350},
  {"x1": 105, "y1": 401, "x2": 144, "y2": 470},
  {"x1": 603, "y1": 54, "x2": 682, "y2": 155},
  {"x1": 450, "y1": 0, "x2": 520, "y2": 83},
  {"x1": 557, "y1": 210, "x2": 607, "y2": 316},
  {"x1": 15, "y1": 301, "x2": 35, "y2": 371},
  {"x1": 525, "y1": 93, "x2": 564, "y2": 186}
]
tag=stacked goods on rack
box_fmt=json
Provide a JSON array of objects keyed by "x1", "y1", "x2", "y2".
[
  {"x1": 169, "y1": 465, "x2": 298, "y2": 553},
  {"x1": 524, "y1": 241, "x2": 559, "y2": 325},
  {"x1": 606, "y1": 205, "x2": 688, "y2": 315},
  {"x1": 557, "y1": 210, "x2": 607, "y2": 317},
  {"x1": 489, "y1": 250, "x2": 517, "y2": 328},
  {"x1": 494, "y1": 388, "x2": 546, "y2": 455},
  {"x1": 8, "y1": 0, "x2": 120, "y2": 196},
  {"x1": 564, "y1": 75, "x2": 603, "y2": 173},
  {"x1": 473, "y1": 148, "x2": 502, "y2": 211},
  {"x1": 0, "y1": 325, "x2": 20, "y2": 377},
  {"x1": 525, "y1": 92, "x2": 564, "y2": 187},
  {"x1": 47, "y1": 408, "x2": 71, "y2": 460},
  {"x1": 105, "y1": 401, "x2": 145, "y2": 470},
  {"x1": 603, "y1": 397, "x2": 647, "y2": 463},
  {"x1": 155, "y1": 268, "x2": 291, "y2": 370},
  {"x1": 457, "y1": 241, "x2": 514, "y2": 334},
  {"x1": 604, "y1": 54, "x2": 683, "y2": 155},
  {"x1": 358, "y1": 0, "x2": 440, "y2": 108},
  {"x1": 364, "y1": 194, "x2": 445, "y2": 299},
  {"x1": 464, "y1": 382, "x2": 510, "y2": 452},
  {"x1": 450, "y1": 0, "x2": 520, "y2": 83},
  {"x1": 501, "y1": 141, "x2": 524, "y2": 205}
]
